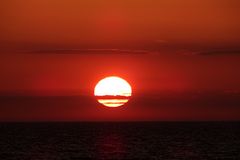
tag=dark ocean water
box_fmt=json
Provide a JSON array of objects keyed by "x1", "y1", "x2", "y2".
[{"x1": 0, "y1": 122, "x2": 239, "y2": 160}]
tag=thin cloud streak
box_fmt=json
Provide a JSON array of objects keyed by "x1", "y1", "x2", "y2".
[
  {"x1": 20, "y1": 48, "x2": 240, "y2": 56},
  {"x1": 3, "y1": 47, "x2": 240, "y2": 56},
  {"x1": 190, "y1": 50, "x2": 240, "y2": 56},
  {"x1": 16, "y1": 48, "x2": 152, "y2": 55}
]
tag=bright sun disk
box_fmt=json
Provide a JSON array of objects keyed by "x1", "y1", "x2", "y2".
[{"x1": 94, "y1": 76, "x2": 132, "y2": 107}]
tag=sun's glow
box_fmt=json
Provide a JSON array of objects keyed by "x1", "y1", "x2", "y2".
[{"x1": 94, "y1": 76, "x2": 132, "y2": 107}]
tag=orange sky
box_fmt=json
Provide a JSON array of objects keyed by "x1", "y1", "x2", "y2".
[{"x1": 0, "y1": 0, "x2": 240, "y2": 50}]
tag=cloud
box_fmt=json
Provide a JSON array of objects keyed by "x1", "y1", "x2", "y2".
[
  {"x1": 17, "y1": 48, "x2": 153, "y2": 55},
  {"x1": 4, "y1": 44, "x2": 240, "y2": 56},
  {"x1": 189, "y1": 50, "x2": 240, "y2": 56}
]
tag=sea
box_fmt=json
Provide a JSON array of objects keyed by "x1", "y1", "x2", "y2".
[{"x1": 0, "y1": 122, "x2": 239, "y2": 160}]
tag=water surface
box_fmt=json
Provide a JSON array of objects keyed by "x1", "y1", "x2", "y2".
[{"x1": 0, "y1": 122, "x2": 239, "y2": 159}]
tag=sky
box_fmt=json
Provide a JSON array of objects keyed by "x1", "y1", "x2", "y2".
[{"x1": 0, "y1": 0, "x2": 240, "y2": 121}]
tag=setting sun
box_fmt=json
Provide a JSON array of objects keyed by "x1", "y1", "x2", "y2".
[{"x1": 94, "y1": 76, "x2": 132, "y2": 107}]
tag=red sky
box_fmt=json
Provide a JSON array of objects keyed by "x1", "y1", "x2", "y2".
[
  {"x1": 0, "y1": 52, "x2": 240, "y2": 95},
  {"x1": 0, "y1": 0, "x2": 240, "y2": 121}
]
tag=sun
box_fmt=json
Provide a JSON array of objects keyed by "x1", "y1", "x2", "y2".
[{"x1": 94, "y1": 76, "x2": 132, "y2": 107}]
